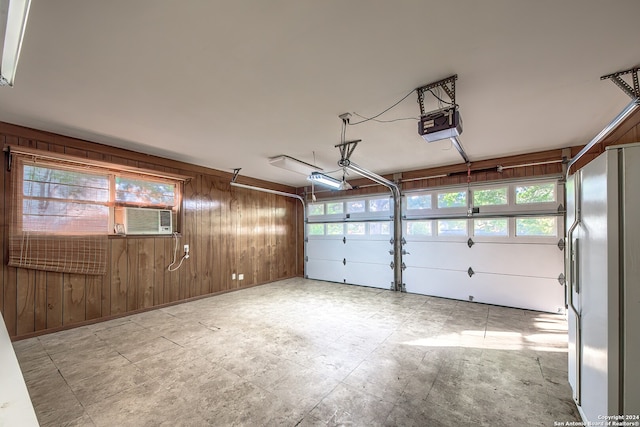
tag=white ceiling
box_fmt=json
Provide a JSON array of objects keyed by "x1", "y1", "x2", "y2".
[{"x1": 1, "y1": 0, "x2": 639, "y2": 187}]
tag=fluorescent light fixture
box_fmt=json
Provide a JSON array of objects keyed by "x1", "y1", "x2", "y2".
[
  {"x1": 307, "y1": 172, "x2": 352, "y2": 190},
  {"x1": 0, "y1": 0, "x2": 31, "y2": 87},
  {"x1": 269, "y1": 155, "x2": 322, "y2": 176}
]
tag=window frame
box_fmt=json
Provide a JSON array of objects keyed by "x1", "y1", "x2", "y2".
[{"x1": 11, "y1": 148, "x2": 187, "y2": 237}]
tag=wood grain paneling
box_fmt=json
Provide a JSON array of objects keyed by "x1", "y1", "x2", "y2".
[
  {"x1": 138, "y1": 239, "x2": 155, "y2": 309},
  {"x1": 110, "y1": 238, "x2": 128, "y2": 315},
  {"x1": 63, "y1": 274, "x2": 86, "y2": 325},
  {"x1": 1, "y1": 121, "x2": 301, "y2": 339},
  {"x1": 16, "y1": 269, "x2": 35, "y2": 335},
  {"x1": 126, "y1": 239, "x2": 139, "y2": 312},
  {"x1": 34, "y1": 271, "x2": 47, "y2": 331},
  {"x1": 86, "y1": 275, "x2": 102, "y2": 320},
  {"x1": 46, "y1": 272, "x2": 63, "y2": 329}
]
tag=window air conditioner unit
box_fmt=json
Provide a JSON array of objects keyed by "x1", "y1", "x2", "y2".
[{"x1": 123, "y1": 207, "x2": 172, "y2": 235}]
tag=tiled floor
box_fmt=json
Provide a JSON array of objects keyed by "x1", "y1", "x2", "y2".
[{"x1": 13, "y1": 278, "x2": 581, "y2": 426}]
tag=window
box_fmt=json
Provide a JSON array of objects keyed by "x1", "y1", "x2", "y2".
[
  {"x1": 368, "y1": 198, "x2": 390, "y2": 213},
  {"x1": 516, "y1": 216, "x2": 557, "y2": 237},
  {"x1": 326, "y1": 202, "x2": 343, "y2": 215},
  {"x1": 22, "y1": 164, "x2": 109, "y2": 234},
  {"x1": 406, "y1": 221, "x2": 432, "y2": 236},
  {"x1": 473, "y1": 218, "x2": 508, "y2": 236},
  {"x1": 437, "y1": 191, "x2": 466, "y2": 208},
  {"x1": 473, "y1": 187, "x2": 507, "y2": 206},
  {"x1": 515, "y1": 183, "x2": 556, "y2": 204},
  {"x1": 347, "y1": 223, "x2": 366, "y2": 235},
  {"x1": 437, "y1": 219, "x2": 467, "y2": 236},
  {"x1": 327, "y1": 223, "x2": 344, "y2": 235},
  {"x1": 8, "y1": 150, "x2": 186, "y2": 275},
  {"x1": 308, "y1": 204, "x2": 325, "y2": 216},
  {"x1": 369, "y1": 222, "x2": 390, "y2": 235},
  {"x1": 347, "y1": 200, "x2": 365, "y2": 213},
  {"x1": 307, "y1": 223, "x2": 325, "y2": 236},
  {"x1": 406, "y1": 194, "x2": 431, "y2": 210},
  {"x1": 115, "y1": 177, "x2": 175, "y2": 206}
]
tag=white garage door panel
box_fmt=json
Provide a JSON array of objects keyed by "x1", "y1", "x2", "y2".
[
  {"x1": 404, "y1": 241, "x2": 470, "y2": 270},
  {"x1": 345, "y1": 262, "x2": 393, "y2": 289},
  {"x1": 306, "y1": 259, "x2": 344, "y2": 283},
  {"x1": 306, "y1": 239, "x2": 345, "y2": 261},
  {"x1": 404, "y1": 268, "x2": 471, "y2": 301},
  {"x1": 466, "y1": 243, "x2": 564, "y2": 278},
  {"x1": 345, "y1": 240, "x2": 392, "y2": 263},
  {"x1": 468, "y1": 273, "x2": 564, "y2": 313}
]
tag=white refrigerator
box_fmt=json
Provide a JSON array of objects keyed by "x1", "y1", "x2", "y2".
[{"x1": 566, "y1": 143, "x2": 640, "y2": 422}]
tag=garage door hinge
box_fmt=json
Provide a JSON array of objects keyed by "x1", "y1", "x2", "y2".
[
  {"x1": 342, "y1": 258, "x2": 346, "y2": 265},
  {"x1": 402, "y1": 249, "x2": 410, "y2": 255},
  {"x1": 343, "y1": 237, "x2": 346, "y2": 244},
  {"x1": 304, "y1": 237, "x2": 308, "y2": 242},
  {"x1": 557, "y1": 239, "x2": 565, "y2": 251},
  {"x1": 468, "y1": 267, "x2": 475, "y2": 277},
  {"x1": 305, "y1": 256, "x2": 308, "y2": 262},
  {"x1": 401, "y1": 237, "x2": 406, "y2": 245},
  {"x1": 467, "y1": 238, "x2": 474, "y2": 248},
  {"x1": 389, "y1": 238, "x2": 394, "y2": 245},
  {"x1": 389, "y1": 261, "x2": 394, "y2": 270},
  {"x1": 389, "y1": 249, "x2": 394, "y2": 255},
  {"x1": 558, "y1": 273, "x2": 566, "y2": 286},
  {"x1": 401, "y1": 262, "x2": 406, "y2": 271}
]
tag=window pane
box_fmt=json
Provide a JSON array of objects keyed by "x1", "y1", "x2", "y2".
[
  {"x1": 369, "y1": 222, "x2": 390, "y2": 235},
  {"x1": 23, "y1": 165, "x2": 109, "y2": 202},
  {"x1": 308, "y1": 204, "x2": 324, "y2": 216},
  {"x1": 437, "y1": 191, "x2": 466, "y2": 208},
  {"x1": 347, "y1": 200, "x2": 365, "y2": 213},
  {"x1": 326, "y1": 223, "x2": 344, "y2": 235},
  {"x1": 516, "y1": 217, "x2": 557, "y2": 237},
  {"x1": 473, "y1": 188, "x2": 507, "y2": 206},
  {"x1": 23, "y1": 200, "x2": 109, "y2": 233},
  {"x1": 369, "y1": 198, "x2": 390, "y2": 212},
  {"x1": 326, "y1": 202, "x2": 343, "y2": 215},
  {"x1": 515, "y1": 183, "x2": 555, "y2": 204},
  {"x1": 407, "y1": 194, "x2": 431, "y2": 210},
  {"x1": 437, "y1": 219, "x2": 467, "y2": 236},
  {"x1": 406, "y1": 221, "x2": 432, "y2": 236},
  {"x1": 474, "y1": 218, "x2": 508, "y2": 236},
  {"x1": 347, "y1": 223, "x2": 365, "y2": 235},
  {"x1": 116, "y1": 177, "x2": 175, "y2": 206},
  {"x1": 307, "y1": 224, "x2": 324, "y2": 235}
]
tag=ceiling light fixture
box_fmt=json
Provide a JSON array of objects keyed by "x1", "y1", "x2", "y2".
[
  {"x1": 0, "y1": 0, "x2": 32, "y2": 87},
  {"x1": 307, "y1": 171, "x2": 351, "y2": 190},
  {"x1": 268, "y1": 155, "x2": 322, "y2": 176}
]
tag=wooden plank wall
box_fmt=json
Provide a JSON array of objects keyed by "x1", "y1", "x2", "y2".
[{"x1": 0, "y1": 122, "x2": 301, "y2": 339}]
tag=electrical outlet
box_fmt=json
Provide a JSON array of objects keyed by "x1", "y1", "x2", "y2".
[
  {"x1": 184, "y1": 244, "x2": 189, "y2": 253},
  {"x1": 238, "y1": 274, "x2": 244, "y2": 281},
  {"x1": 232, "y1": 273, "x2": 236, "y2": 280}
]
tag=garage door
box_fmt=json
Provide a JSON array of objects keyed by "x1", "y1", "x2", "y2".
[
  {"x1": 306, "y1": 196, "x2": 393, "y2": 289},
  {"x1": 402, "y1": 180, "x2": 565, "y2": 313}
]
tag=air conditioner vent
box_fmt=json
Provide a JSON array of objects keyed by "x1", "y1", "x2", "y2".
[{"x1": 124, "y1": 207, "x2": 173, "y2": 235}]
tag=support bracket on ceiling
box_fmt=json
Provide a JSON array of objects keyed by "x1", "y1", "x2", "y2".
[
  {"x1": 601, "y1": 67, "x2": 640, "y2": 100},
  {"x1": 231, "y1": 168, "x2": 241, "y2": 183},
  {"x1": 415, "y1": 74, "x2": 458, "y2": 116},
  {"x1": 335, "y1": 139, "x2": 361, "y2": 166}
]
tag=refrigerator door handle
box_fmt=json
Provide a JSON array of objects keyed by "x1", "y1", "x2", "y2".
[
  {"x1": 571, "y1": 238, "x2": 579, "y2": 294},
  {"x1": 566, "y1": 222, "x2": 582, "y2": 406}
]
